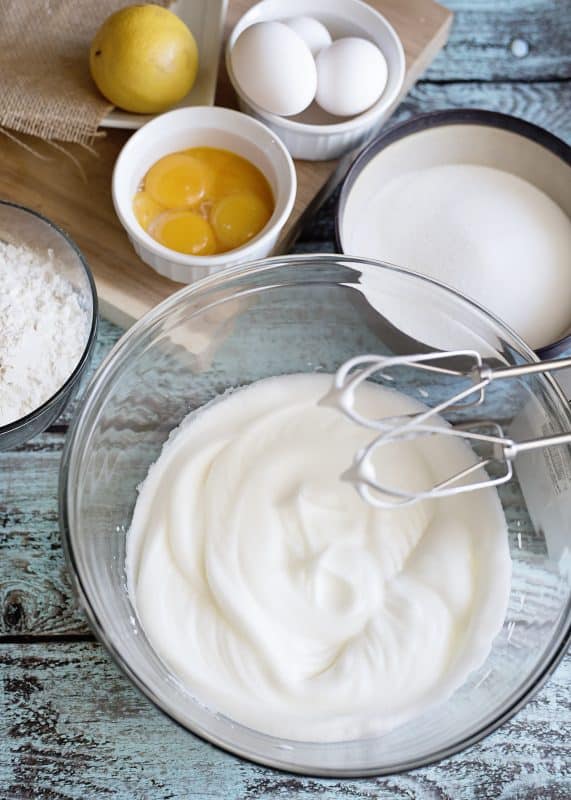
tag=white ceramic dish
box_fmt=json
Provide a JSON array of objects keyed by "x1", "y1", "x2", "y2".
[
  {"x1": 225, "y1": 0, "x2": 406, "y2": 161},
  {"x1": 112, "y1": 106, "x2": 296, "y2": 283},
  {"x1": 102, "y1": 0, "x2": 228, "y2": 130},
  {"x1": 336, "y1": 110, "x2": 571, "y2": 358}
]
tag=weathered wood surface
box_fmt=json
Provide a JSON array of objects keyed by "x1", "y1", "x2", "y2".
[
  {"x1": 1, "y1": 643, "x2": 570, "y2": 799},
  {"x1": 397, "y1": 79, "x2": 571, "y2": 139},
  {"x1": 1, "y1": 0, "x2": 570, "y2": 796},
  {"x1": 427, "y1": 0, "x2": 571, "y2": 81}
]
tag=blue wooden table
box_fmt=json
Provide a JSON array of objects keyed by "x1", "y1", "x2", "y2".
[{"x1": 1, "y1": 2, "x2": 570, "y2": 797}]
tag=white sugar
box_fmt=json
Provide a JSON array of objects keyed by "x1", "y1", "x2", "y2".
[
  {"x1": 349, "y1": 164, "x2": 571, "y2": 350},
  {"x1": 0, "y1": 241, "x2": 89, "y2": 426}
]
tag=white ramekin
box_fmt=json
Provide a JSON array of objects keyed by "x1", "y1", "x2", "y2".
[
  {"x1": 225, "y1": 0, "x2": 406, "y2": 161},
  {"x1": 112, "y1": 106, "x2": 296, "y2": 283}
]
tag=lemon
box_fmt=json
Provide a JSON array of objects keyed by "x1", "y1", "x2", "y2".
[{"x1": 90, "y1": 4, "x2": 199, "y2": 114}]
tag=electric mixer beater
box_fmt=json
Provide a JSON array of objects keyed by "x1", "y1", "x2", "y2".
[{"x1": 327, "y1": 350, "x2": 571, "y2": 508}]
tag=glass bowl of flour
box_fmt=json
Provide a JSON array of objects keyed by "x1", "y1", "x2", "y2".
[
  {"x1": 60, "y1": 255, "x2": 571, "y2": 776},
  {"x1": 0, "y1": 201, "x2": 97, "y2": 450}
]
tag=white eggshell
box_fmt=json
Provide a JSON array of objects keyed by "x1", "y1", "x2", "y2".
[
  {"x1": 316, "y1": 37, "x2": 388, "y2": 117},
  {"x1": 285, "y1": 16, "x2": 332, "y2": 57},
  {"x1": 231, "y1": 21, "x2": 317, "y2": 116}
]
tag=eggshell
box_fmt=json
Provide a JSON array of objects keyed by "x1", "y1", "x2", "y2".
[
  {"x1": 230, "y1": 21, "x2": 317, "y2": 116},
  {"x1": 316, "y1": 37, "x2": 388, "y2": 117},
  {"x1": 285, "y1": 16, "x2": 332, "y2": 57}
]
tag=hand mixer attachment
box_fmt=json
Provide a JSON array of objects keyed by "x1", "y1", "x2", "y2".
[{"x1": 327, "y1": 351, "x2": 571, "y2": 509}]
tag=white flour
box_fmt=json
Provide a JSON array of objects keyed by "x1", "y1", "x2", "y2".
[{"x1": 0, "y1": 241, "x2": 89, "y2": 426}]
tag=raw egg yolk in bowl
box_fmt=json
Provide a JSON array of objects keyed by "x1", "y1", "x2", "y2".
[{"x1": 133, "y1": 147, "x2": 275, "y2": 256}]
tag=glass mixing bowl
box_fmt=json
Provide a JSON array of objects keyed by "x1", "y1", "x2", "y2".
[{"x1": 60, "y1": 255, "x2": 571, "y2": 776}]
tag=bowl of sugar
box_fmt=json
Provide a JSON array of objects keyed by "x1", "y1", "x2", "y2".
[
  {"x1": 336, "y1": 110, "x2": 571, "y2": 358},
  {"x1": 0, "y1": 201, "x2": 98, "y2": 451}
]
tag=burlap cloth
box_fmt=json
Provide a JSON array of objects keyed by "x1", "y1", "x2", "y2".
[{"x1": 0, "y1": 0, "x2": 168, "y2": 145}]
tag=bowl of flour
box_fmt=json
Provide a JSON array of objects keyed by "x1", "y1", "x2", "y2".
[
  {"x1": 0, "y1": 201, "x2": 97, "y2": 450},
  {"x1": 337, "y1": 110, "x2": 571, "y2": 358}
]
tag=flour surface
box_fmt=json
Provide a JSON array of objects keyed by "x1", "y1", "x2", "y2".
[{"x1": 0, "y1": 242, "x2": 88, "y2": 426}]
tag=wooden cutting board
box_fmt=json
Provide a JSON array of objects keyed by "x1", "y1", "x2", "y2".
[{"x1": 0, "y1": 0, "x2": 452, "y2": 328}]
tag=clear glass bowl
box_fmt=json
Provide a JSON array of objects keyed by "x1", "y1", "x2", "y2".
[
  {"x1": 0, "y1": 201, "x2": 98, "y2": 451},
  {"x1": 60, "y1": 255, "x2": 571, "y2": 776}
]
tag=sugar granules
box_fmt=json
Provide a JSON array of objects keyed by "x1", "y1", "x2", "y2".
[{"x1": 0, "y1": 241, "x2": 89, "y2": 426}]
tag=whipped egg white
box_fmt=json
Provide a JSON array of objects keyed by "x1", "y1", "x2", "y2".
[{"x1": 126, "y1": 373, "x2": 511, "y2": 741}]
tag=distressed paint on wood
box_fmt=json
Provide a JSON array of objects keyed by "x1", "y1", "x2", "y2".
[
  {"x1": 1, "y1": 443, "x2": 88, "y2": 638},
  {"x1": 397, "y1": 79, "x2": 571, "y2": 139},
  {"x1": 427, "y1": 0, "x2": 571, "y2": 81},
  {"x1": 0, "y1": 322, "x2": 125, "y2": 637},
  {"x1": 0, "y1": 319, "x2": 127, "y2": 637},
  {"x1": 1, "y1": 643, "x2": 570, "y2": 800}
]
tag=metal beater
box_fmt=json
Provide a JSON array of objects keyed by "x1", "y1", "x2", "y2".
[{"x1": 328, "y1": 351, "x2": 571, "y2": 509}]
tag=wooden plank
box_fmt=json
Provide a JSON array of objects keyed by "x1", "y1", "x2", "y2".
[
  {"x1": 394, "y1": 79, "x2": 571, "y2": 140},
  {"x1": 426, "y1": 0, "x2": 571, "y2": 82},
  {"x1": 1, "y1": 641, "x2": 569, "y2": 799},
  {"x1": 0, "y1": 439, "x2": 89, "y2": 638},
  {"x1": 0, "y1": 129, "x2": 177, "y2": 330},
  {"x1": 0, "y1": 321, "x2": 124, "y2": 638},
  {"x1": 0, "y1": 0, "x2": 452, "y2": 328}
]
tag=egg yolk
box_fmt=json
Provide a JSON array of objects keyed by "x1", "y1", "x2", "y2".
[
  {"x1": 211, "y1": 192, "x2": 272, "y2": 250},
  {"x1": 134, "y1": 147, "x2": 274, "y2": 256},
  {"x1": 150, "y1": 211, "x2": 216, "y2": 256},
  {"x1": 145, "y1": 153, "x2": 210, "y2": 208},
  {"x1": 133, "y1": 191, "x2": 164, "y2": 229},
  {"x1": 212, "y1": 160, "x2": 273, "y2": 207},
  {"x1": 184, "y1": 147, "x2": 232, "y2": 172}
]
